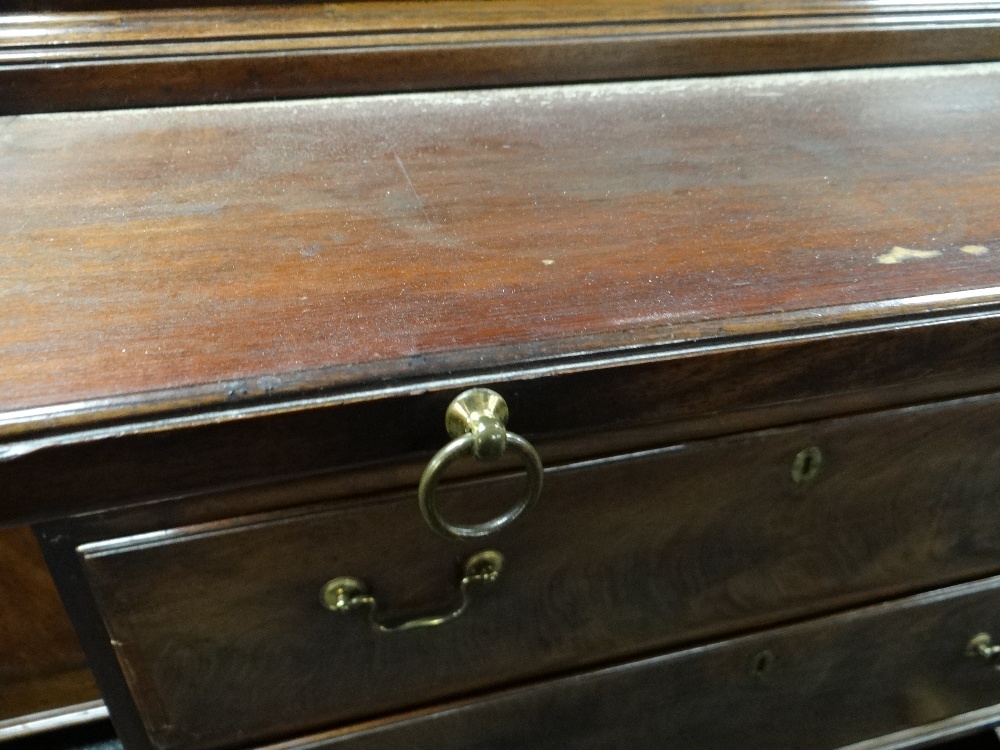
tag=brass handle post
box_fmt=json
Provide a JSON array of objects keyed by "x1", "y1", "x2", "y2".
[
  {"x1": 418, "y1": 388, "x2": 543, "y2": 540},
  {"x1": 967, "y1": 633, "x2": 1000, "y2": 669}
]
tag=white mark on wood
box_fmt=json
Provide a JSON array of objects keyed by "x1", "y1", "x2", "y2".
[
  {"x1": 961, "y1": 245, "x2": 989, "y2": 255},
  {"x1": 877, "y1": 246, "x2": 941, "y2": 264},
  {"x1": 542, "y1": 259, "x2": 555, "y2": 266},
  {"x1": 393, "y1": 152, "x2": 431, "y2": 225}
]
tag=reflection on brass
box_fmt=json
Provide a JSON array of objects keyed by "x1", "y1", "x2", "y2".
[
  {"x1": 320, "y1": 550, "x2": 504, "y2": 633},
  {"x1": 445, "y1": 387, "x2": 510, "y2": 462},
  {"x1": 966, "y1": 632, "x2": 1000, "y2": 668},
  {"x1": 419, "y1": 388, "x2": 543, "y2": 539},
  {"x1": 791, "y1": 446, "x2": 822, "y2": 484}
]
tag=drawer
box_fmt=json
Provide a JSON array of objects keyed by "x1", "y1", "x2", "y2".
[
  {"x1": 79, "y1": 393, "x2": 1000, "y2": 750},
  {"x1": 272, "y1": 572, "x2": 1000, "y2": 750}
]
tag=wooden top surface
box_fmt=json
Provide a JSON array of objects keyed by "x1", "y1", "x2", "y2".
[{"x1": 3, "y1": 62, "x2": 1000, "y2": 437}]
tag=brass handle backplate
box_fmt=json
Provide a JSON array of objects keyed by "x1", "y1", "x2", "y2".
[
  {"x1": 321, "y1": 550, "x2": 503, "y2": 633},
  {"x1": 418, "y1": 388, "x2": 543, "y2": 539}
]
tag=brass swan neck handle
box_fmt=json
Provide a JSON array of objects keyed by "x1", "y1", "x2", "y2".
[{"x1": 321, "y1": 551, "x2": 503, "y2": 633}]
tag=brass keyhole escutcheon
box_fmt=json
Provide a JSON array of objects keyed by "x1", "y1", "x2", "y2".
[
  {"x1": 792, "y1": 446, "x2": 822, "y2": 484},
  {"x1": 752, "y1": 650, "x2": 776, "y2": 679}
]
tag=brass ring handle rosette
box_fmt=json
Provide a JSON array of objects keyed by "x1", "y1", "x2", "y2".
[
  {"x1": 419, "y1": 388, "x2": 543, "y2": 539},
  {"x1": 321, "y1": 388, "x2": 542, "y2": 632}
]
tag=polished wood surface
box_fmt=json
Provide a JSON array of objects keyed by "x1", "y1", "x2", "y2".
[
  {"x1": 2, "y1": 0, "x2": 999, "y2": 112},
  {"x1": 2, "y1": 63, "x2": 1000, "y2": 417},
  {"x1": 67, "y1": 394, "x2": 1000, "y2": 750},
  {"x1": 260, "y1": 574, "x2": 1000, "y2": 750},
  {"x1": 0, "y1": 527, "x2": 99, "y2": 722},
  {"x1": 12, "y1": 307, "x2": 1000, "y2": 531},
  {"x1": 4, "y1": 63, "x2": 1000, "y2": 526}
]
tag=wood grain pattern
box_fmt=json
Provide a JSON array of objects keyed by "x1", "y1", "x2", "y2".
[
  {"x1": 2, "y1": 0, "x2": 1000, "y2": 112},
  {"x1": 14, "y1": 306, "x2": 1000, "y2": 531},
  {"x1": 70, "y1": 395, "x2": 1000, "y2": 750},
  {"x1": 260, "y1": 574, "x2": 1000, "y2": 750},
  {"x1": 4, "y1": 63, "x2": 1000, "y2": 525},
  {"x1": 3, "y1": 64, "x2": 1000, "y2": 416},
  {"x1": 0, "y1": 527, "x2": 99, "y2": 722}
]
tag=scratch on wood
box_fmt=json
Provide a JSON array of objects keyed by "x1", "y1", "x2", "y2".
[
  {"x1": 961, "y1": 245, "x2": 989, "y2": 255},
  {"x1": 877, "y1": 246, "x2": 941, "y2": 264},
  {"x1": 393, "y1": 152, "x2": 431, "y2": 225}
]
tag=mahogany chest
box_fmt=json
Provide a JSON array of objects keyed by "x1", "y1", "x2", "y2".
[{"x1": 3, "y1": 3, "x2": 1000, "y2": 746}]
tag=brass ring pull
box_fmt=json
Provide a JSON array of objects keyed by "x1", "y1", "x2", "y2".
[
  {"x1": 321, "y1": 550, "x2": 503, "y2": 633},
  {"x1": 418, "y1": 388, "x2": 543, "y2": 539}
]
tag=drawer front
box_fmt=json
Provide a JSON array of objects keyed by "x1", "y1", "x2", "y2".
[
  {"x1": 80, "y1": 395, "x2": 1000, "y2": 749},
  {"x1": 274, "y1": 573, "x2": 1000, "y2": 750}
]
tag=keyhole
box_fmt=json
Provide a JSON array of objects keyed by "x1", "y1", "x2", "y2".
[
  {"x1": 791, "y1": 446, "x2": 822, "y2": 484},
  {"x1": 753, "y1": 650, "x2": 776, "y2": 677}
]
